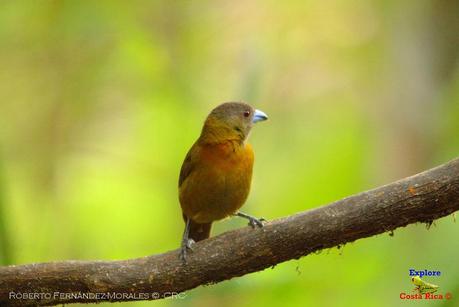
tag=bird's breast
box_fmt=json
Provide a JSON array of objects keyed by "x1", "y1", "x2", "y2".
[
  {"x1": 179, "y1": 141, "x2": 254, "y2": 223},
  {"x1": 201, "y1": 141, "x2": 253, "y2": 170}
]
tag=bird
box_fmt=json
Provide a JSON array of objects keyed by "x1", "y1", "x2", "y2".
[{"x1": 178, "y1": 102, "x2": 268, "y2": 261}]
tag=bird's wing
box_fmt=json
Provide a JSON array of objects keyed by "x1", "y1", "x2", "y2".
[{"x1": 178, "y1": 143, "x2": 197, "y2": 187}]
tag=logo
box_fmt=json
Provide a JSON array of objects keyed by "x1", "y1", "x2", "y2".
[
  {"x1": 399, "y1": 269, "x2": 452, "y2": 301},
  {"x1": 411, "y1": 276, "x2": 438, "y2": 294}
]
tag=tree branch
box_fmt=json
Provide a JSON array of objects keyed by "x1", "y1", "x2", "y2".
[{"x1": 1, "y1": 157, "x2": 459, "y2": 306}]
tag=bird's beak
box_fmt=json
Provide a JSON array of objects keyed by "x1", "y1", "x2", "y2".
[{"x1": 253, "y1": 109, "x2": 268, "y2": 123}]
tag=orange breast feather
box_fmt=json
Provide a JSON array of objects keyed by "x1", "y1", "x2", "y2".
[{"x1": 179, "y1": 141, "x2": 254, "y2": 223}]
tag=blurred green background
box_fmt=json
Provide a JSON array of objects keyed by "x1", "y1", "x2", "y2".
[{"x1": 0, "y1": 1, "x2": 458, "y2": 306}]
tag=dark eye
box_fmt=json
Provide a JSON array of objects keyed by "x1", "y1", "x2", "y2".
[{"x1": 243, "y1": 110, "x2": 250, "y2": 117}]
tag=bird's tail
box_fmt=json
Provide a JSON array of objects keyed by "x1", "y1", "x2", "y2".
[{"x1": 188, "y1": 219, "x2": 212, "y2": 242}]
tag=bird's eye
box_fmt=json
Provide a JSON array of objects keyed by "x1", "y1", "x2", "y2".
[{"x1": 243, "y1": 111, "x2": 250, "y2": 117}]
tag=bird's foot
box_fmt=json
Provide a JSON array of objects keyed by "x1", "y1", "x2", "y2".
[
  {"x1": 247, "y1": 216, "x2": 266, "y2": 228},
  {"x1": 179, "y1": 238, "x2": 195, "y2": 263},
  {"x1": 235, "y1": 212, "x2": 266, "y2": 228}
]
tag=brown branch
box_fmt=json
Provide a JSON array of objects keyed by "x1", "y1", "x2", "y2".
[{"x1": 1, "y1": 158, "x2": 459, "y2": 306}]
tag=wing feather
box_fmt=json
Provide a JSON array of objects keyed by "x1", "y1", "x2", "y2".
[{"x1": 178, "y1": 143, "x2": 197, "y2": 187}]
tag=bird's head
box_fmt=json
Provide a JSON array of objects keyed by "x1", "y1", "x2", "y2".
[{"x1": 200, "y1": 102, "x2": 268, "y2": 144}]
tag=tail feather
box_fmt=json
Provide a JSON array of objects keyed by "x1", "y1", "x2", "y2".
[{"x1": 187, "y1": 219, "x2": 212, "y2": 242}]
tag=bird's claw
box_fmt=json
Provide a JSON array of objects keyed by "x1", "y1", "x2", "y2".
[
  {"x1": 247, "y1": 216, "x2": 266, "y2": 228},
  {"x1": 179, "y1": 238, "x2": 195, "y2": 263},
  {"x1": 185, "y1": 238, "x2": 195, "y2": 250},
  {"x1": 235, "y1": 212, "x2": 267, "y2": 228}
]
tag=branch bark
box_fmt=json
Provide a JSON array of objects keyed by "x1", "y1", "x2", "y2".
[{"x1": 1, "y1": 157, "x2": 459, "y2": 306}]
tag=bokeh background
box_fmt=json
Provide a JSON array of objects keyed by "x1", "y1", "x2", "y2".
[{"x1": 0, "y1": 1, "x2": 458, "y2": 306}]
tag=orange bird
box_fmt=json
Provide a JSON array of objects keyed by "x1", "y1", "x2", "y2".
[{"x1": 178, "y1": 102, "x2": 268, "y2": 260}]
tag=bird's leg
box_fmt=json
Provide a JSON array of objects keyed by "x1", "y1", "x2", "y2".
[
  {"x1": 180, "y1": 217, "x2": 195, "y2": 263},
  {"x1": 235, "y1": 211, "x2": 266, "y2": 228}
]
